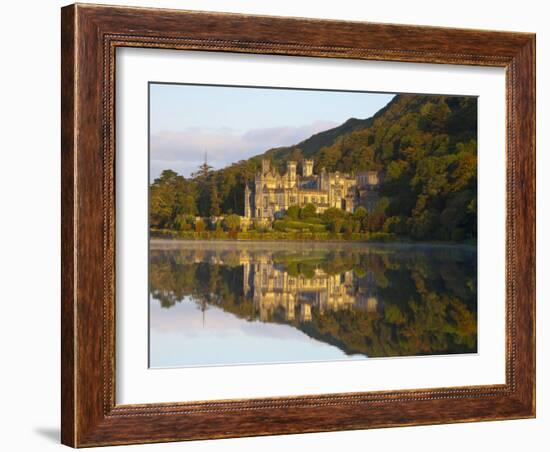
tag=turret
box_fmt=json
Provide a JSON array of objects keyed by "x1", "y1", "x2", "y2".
[
  {"x1": 303, "y1": 159, "x2": 314, "y2": 177},
  {"x1": 286, "y1": 161, "x2": 297, "y2": 181},
  {"x1": 367, "y1": 170, "x2": 379, "y2": 185},
  {"x1": 244, "y1": 184, "x2": 251, "y2": 218}
]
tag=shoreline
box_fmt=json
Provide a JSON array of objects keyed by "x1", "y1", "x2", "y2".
[{"x1": 150, "y1": 237, "x2": 477, "y2": 251}]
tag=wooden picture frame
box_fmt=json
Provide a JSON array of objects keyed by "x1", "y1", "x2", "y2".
[{"x1": 61, "y1": 3, "x2": 535, "y2": 447}]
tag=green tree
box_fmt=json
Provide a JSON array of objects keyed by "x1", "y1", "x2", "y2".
[
  {"x1": 223, "y1": 214, "x2": 241, "y2": 232},
  {"x1": 209, "y1": 181, "x2": 221, "y2": 216},
  {"x1": 353, "y1": 206, "x2": 368, "y2": 221},
  {"x1": 331, "y1": 218, "x2": 344, "y2": 234},
  {"x1": 150, "y1": 170, "x2": 197, "y2": 229},
  {"x1": 353, "y1": 206, "x2": 368, "y2": 232},
  {"x1": 322, "y1": 207, "x2": 347, "y2": 223},
  {"x1": 192, "y1": 158, "x2": 213, "y2": 217},
  {"x1": 342, "y1": 219, "x2": 354, "y2": 235}
]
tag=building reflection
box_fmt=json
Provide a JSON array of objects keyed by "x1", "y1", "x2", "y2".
[
  {"x1": 174, "y1": 246, "x2": 379, "y2": 324},
  {"x1": 240, "y1": 254, "x2": 379, "y2": 323},
  {"x1": 150, "y1": 242, "x2": 478, "y2": 359}
]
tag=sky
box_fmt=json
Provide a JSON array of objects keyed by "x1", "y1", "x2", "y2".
[
  {"x1": 149, "y1": 296, "x2": 366, "y2": 368},
  {"x1": 149, "y1": 83, "x2": 395, "y2": 180}
]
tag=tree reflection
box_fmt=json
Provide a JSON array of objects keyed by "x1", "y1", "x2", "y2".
[{"x1": 150, "y1": 243, "x2": 477, "y2": 358}]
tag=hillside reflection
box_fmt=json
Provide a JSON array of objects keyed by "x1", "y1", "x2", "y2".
[{"x1": 150, "y1": 241, "x2": 477, "y2": 360}]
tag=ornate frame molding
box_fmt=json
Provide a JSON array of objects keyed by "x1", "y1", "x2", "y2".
[{"x1": 61, "y1": 4, "x2": 535, "y2": 447}]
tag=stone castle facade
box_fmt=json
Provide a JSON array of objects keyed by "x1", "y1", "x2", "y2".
[{"x1": 244, "y1": 159, "x2": 382, "y2": 221}]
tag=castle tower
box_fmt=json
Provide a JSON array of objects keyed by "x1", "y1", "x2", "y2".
[
  {"x1": 319, "y1": 167, "x2": 328, "y2": 191},
  {"x1": 244, "y1": 184, "x2": 251, "y2": 218},
  {"x1": 303, "y1": 159, "x2": 314, "y2": 177},
  {"x1": 286, "y1": 161, "x2": 297, "y2": 182},
  {"x1": 368, "y1": 171, "x2": 379, "y2": 185}
]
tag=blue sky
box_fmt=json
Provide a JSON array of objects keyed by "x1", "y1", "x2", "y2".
[{"x1": 150, "y1": 83, "x2": 394, "y2": 180}]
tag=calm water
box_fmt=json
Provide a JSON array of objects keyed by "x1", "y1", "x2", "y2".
[{"x1": 149, "y1": 240, "x2": 477, "y2": 368}]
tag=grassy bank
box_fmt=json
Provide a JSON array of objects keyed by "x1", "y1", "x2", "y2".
[{"x1": 150, "y1": 228, "x2": 398, "y2": 243}]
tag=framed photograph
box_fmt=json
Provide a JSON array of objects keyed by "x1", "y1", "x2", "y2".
[{"x1": 61, "y1": 3, "x2": 536, "y2": 447}]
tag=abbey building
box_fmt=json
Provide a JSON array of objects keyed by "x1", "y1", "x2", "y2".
[{"x1": 244, "y1": 159, "x2": 382, "y2": 221}]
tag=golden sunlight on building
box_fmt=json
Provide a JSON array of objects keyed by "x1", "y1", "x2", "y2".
[{"x1": 244, "y1": 159, "x2": 382, "y2": 221}]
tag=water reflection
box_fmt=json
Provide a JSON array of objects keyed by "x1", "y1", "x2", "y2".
[
  {"x1": 149, "y1": 240, "x2": 477, "y2": 368},
  {"x1": 243, "y1": 256, "x2": 378, "y2": 323}
]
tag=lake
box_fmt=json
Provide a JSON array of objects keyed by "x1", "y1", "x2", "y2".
[{"x1": 149, "y1": 240, "x2": 477, "y2": 368}]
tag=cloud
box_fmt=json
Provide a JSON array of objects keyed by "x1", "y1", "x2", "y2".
[{"x1": 150, "y1": 120, "x2": 338, "y2": 179}]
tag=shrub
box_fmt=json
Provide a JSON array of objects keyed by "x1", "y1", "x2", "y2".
[
  {"x1": 194, "y1": 219, "x2": 205, "y2": 233},
  {"x1": 223, "y1": 214, "x2": 241, "y2": 232},
  {"x1": 322, "y1": 207, "x2": 347, "y2": 223},
  {"x1": 172, "y1": 214, "x2": 193, "y2": 231},
  {"x1": 299, "y1": 203, "x2": 317, "y2": 220},
  {"x1": 342, "y1": 220, "x2": 354, "y2": 235},
  {"x1": 274, "y1": 219, "x2": 326, "y2": 233},
  {"x1": 285, "y1": 205, "x2": 300, "y2": 220}
]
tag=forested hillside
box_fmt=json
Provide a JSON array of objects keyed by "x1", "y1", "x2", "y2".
[{"x1": 150, "y1": 94, "x2": 477, "y2": 242}]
